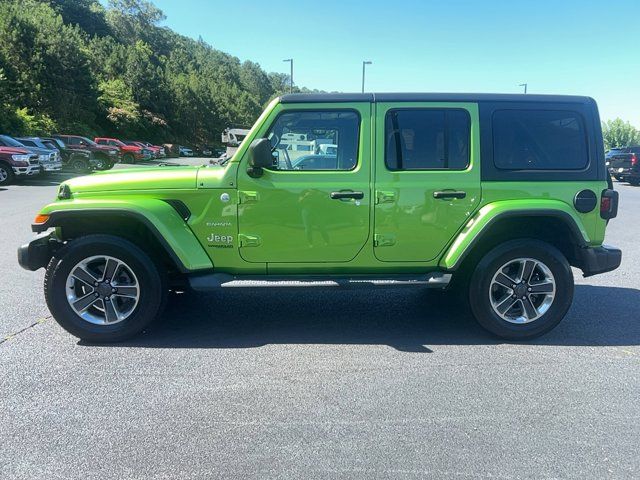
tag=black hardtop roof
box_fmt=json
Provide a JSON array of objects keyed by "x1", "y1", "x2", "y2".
[{"x1": 279, "y1": 92, "x2": 595, "y2": 104}]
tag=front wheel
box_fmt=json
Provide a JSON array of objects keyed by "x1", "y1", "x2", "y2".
[
  {"x1": 469, "y1": 239, "x2": 574, "y2": 340},
  {"x1": 0, "y1": 162, "x2": 15, "y2": 185},
  {"x1": 123, "y1": 153, "x2": 135, "y2": 164},
  {"x1": 45, "y1": 235, "x2": 167, "y2": 342}
]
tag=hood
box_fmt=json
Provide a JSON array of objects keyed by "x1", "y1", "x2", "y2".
[
  {"x1": 0, "y1": 146, "x2": 31, "y2": 155},
  {"x1": 64, "y1": 166, "x2": 200, "y2": 193},
  {"x1": 21, "y1": 146, "x2": 55, "y2": 155}
]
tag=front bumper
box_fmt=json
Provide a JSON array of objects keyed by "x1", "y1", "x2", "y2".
[
  {"x1": 17, "y1": 232, "x2": 61, "y2": 271},
  {"x1": 13, "y1": 165, "x2": 41, "y2": 177},
  {"x1": 40, "y1": 162, "x2": 63, "y2": 172},
  {"x1": 578, "y1": 245, "x2": 622, "y2": 277}
]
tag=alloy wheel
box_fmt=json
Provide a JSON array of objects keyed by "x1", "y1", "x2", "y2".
[
  {"x1": 489, "y1": 257, "x2": 556, "y2": 324},
  {"x1": 65, "y1": 255, "x2": 140, "y2": 325}
]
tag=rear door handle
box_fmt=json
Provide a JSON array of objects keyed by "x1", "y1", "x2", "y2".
[
  {"x1": 433, "y1": 190, "x2": 466, "y2": 199},
  {"x1": 331, "y1": 191, "x2": 364, "y2": 200}
]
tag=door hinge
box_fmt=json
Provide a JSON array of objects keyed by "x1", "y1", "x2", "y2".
[
  {"x1": 375, "y1": 190, "x2": 396, "y2": 204},
  {"x1": 374, "y1": 234, "x2": 396, "y2": 247},
  {"x1": 238, "y1": 234, "x2": 261, "y2": 247},
  {"x1": 238, "y1": 191, "x2": 259, "y2": 204}
]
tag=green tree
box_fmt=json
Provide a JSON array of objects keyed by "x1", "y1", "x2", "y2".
[{"x1": 602, "y1": 118, "x2": 640, "y2": 151}]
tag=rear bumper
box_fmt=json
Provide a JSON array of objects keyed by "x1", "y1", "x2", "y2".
[
  {"x1": 17, "y1": 233, "x2": 61, "y2": 271},
  {"x1": 578, "y1": 245, "x2": 622, "y2": 277}
]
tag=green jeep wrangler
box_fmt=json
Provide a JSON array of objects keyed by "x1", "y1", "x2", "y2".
[{"x1": 18, "y1": 93, "x2": 621, "y2": 342}]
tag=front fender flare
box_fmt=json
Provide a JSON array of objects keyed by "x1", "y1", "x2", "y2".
[
  {"x1": 439, "y1": 200, "x2": 590, "y2": 271},
  {"x1": 33, "y1": 198, "x2": 213, "y2": 272}
]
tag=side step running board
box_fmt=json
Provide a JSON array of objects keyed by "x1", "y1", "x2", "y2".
[{"x1": 188, "y1": 272, "x2": 451, "y2": 291}]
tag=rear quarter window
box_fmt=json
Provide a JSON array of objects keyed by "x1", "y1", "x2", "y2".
[{"x1": 493, "y1": 110, "x2": 588, "y2": 170}]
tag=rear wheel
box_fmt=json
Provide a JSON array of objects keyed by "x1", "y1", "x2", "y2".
[
  {"x1": 45, "y1": 235, "x2": 167, "y2": 342},
  {"x1": 123, "y1": 153, "x2": 135, "y2": 164},
  {"x1": 70, "y1": 157, "x2": 89, "y2": 173},
  {"x1": 0, "y1": 162, "x2": 15, "y2": 186},
  {"x1": 469, "y1": 239, "x2": 573, "y2": 340}
]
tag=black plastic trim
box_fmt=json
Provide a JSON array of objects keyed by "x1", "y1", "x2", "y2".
[
  {"x1": 574, "y1": 189, "x2": 597, "y2": 213},
  {"x1": 577, "y1": 245, "x2": 621, "y2": 277},
  {"x1": 279, "y1": 93, "x2": 594, "y2": 104},
  {"x1": 164, "y1": 199, "x2": 191, "y2": 221},
  {"x1": 31, "y1": 209, "x2": 202, "y2": 273},
  {"x1": 446, "y1": 209, "x2": 589, "y2": 271},
  {"x1": 17, "y1": 232, "x2": 61, "y2": 271}
]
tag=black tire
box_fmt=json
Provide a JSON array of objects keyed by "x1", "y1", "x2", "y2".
[
  {"x1": 469, "y1": 239, "x2": 574, "y2": 340},
  {"x1": 70, "y1": 157, "x2": 89, "y2": 173},
  {"x1": 628, "y1": 178, "x2": 640, "y2": 186},
  {"x1": 44, "y1": 234, "x2": 167, "y2": 342},
  {"x1": 123, "y1": 153, "x2": 135, "y2": 164},
  {"x1": 0, "y1": 161, "x2": 15, "y2": 186}
]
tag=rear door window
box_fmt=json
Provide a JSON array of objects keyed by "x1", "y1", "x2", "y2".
[{"x1": 384, "y1": 109, "x2": 470, "y2": 170}]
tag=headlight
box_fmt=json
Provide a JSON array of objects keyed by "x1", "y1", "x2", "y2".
[{"x1": 11, "y1": 154, "x2": 31, "y2": 162}]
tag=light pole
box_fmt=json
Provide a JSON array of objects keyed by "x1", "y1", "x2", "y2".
[
  {"x1": 283, "y1": 58, "x2": 293, "y2": 93},
  {"x1": 362, "y1": 61, "x2": 372, "y2": 93},
  {"x1": 519, "y1": 83, "x2": 528, "y2": 94}
]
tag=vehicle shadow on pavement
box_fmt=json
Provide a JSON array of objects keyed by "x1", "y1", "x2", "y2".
[{"x1": 90, "y1": 284, "x2": 640, "y2": 351}]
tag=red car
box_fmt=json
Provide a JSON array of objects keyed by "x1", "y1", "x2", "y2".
[
  {"x1": 94, "y1": 137, "x2": 153, "y2": 164},
  {"x1": 124, "y1": 140, "x2": 165, "y2": 159},
  {"x1": 0, "y1": 146, "x2": 41, "y2": 185}
]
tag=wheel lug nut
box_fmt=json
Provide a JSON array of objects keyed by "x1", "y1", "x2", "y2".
[
  {"x1": 112, "y1": 288, "x2": 116, "y2": 293},
  {"x1": 528, "y1": 287, "x2": 532, "y2": 292},
  {"x1": 94, "y1": 292, "x2": 99, "y2": 297},
  {"x1": 94, "y1": 282, "x2": 98, "y2": 287}
]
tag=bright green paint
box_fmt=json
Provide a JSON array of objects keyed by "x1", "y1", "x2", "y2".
[
  {"x1": 373, "y1": 102, "x2": 481, "y2": 262},
  {"x1": 37, "y1": 97, "x2": 610, "y2": 276},
  {"x1": 236, "y1": 102, "x2": 372, "y2": 263}
]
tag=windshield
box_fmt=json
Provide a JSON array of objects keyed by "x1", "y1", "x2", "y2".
[
  {"x1": 0, "y1": 135, "x2": 26, "y2": 148},
  {"x1": 79, "y1": 137, "x2": 98, "y2": 147}
]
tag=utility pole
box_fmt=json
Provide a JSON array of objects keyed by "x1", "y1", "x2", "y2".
[
  {"x1": 283, "y1": 59, "x2": 293, "y2": 93},
  {"x1": 362, "y1": 61, "x2": 372, "y2": 93},
  {"x1": 519, "y1": 83, "x2": 528, "y2": 94}
]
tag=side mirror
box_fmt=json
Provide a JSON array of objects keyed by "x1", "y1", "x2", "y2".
[{"x1": 247, "y1": 138, "x2": 274, "y2": 178}]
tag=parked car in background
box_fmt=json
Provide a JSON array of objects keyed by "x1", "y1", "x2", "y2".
[
  {"x1": 606, "y1": 146, "x2": 640, "y2": 184},
  {"x1": 41, "y1": 137, "x2": 104, "y2": 172},
  {"x1": 138, "y1": 141, "x2": 166, "y2": 158},
  {"x1": 0, "y1": 146, "x2": 40, "y2": 185},
  {"x1": 123, "y1": 141, "x2": 164, "y2": 159},
  {"x1": 179, "y1": 146, "x2": 194, "y2": 157},
  {"x1": 52, "y1": 135, "x2": 120, "y2": 170},
  {"x1": 95, "y1": 137, "x2": 152, "y2": 163},
  {"x1": 0, "y1": 135, "x2": 62, "y2": 173}
]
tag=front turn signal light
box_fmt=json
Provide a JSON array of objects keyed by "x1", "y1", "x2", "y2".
[{"x1": 33, "y1": 214, "x2": 49, "y2": 225}]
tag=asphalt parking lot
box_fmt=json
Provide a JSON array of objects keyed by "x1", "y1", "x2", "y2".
[{"x1": 1, "y1": 161, "x2": 639, "y2": 479}]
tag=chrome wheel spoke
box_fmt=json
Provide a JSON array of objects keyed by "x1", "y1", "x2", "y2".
[
  {"x1": 103, "y1": 298, "x2": 119, "y2": 323},
  {"x1": 72, "y1": 266, "x2": 98, "y2": 287},
  {"x1": 496, "y1": 295, "x2": 518, "y2": 314},
  {"x1": 494, "y1": 272, "x2": 516, "y2": 289},
  {"x1": 520, "y1": 260, "x2": 536, "y2": 283},
  {"x1": 113, "y1": 286, "x2": 138, "y2": 298},
  {"x1": 73, "y1": 293, "x2": 99, "y2": 312},
  {"x1": 102, "y1": 258, "x2": 120, "y2": 281},
  {"x1": 529, "y1": 281, "x2": 554, "y2": 294},
  {"x1": 521, "y1": 297, "x2": 538, "y2": 320}
]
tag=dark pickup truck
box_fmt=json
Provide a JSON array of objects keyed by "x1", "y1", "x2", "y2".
[{"x1": 606, "y1": 146, "x2": 640, "y2": 185}]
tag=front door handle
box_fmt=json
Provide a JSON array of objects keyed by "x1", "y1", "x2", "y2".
[
  {"x1": 330, "y1": 191, "x2": 364, "y2": 200},
  {"x1": 433, "y1": 190, "x2": 466, "y2": 200}
]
